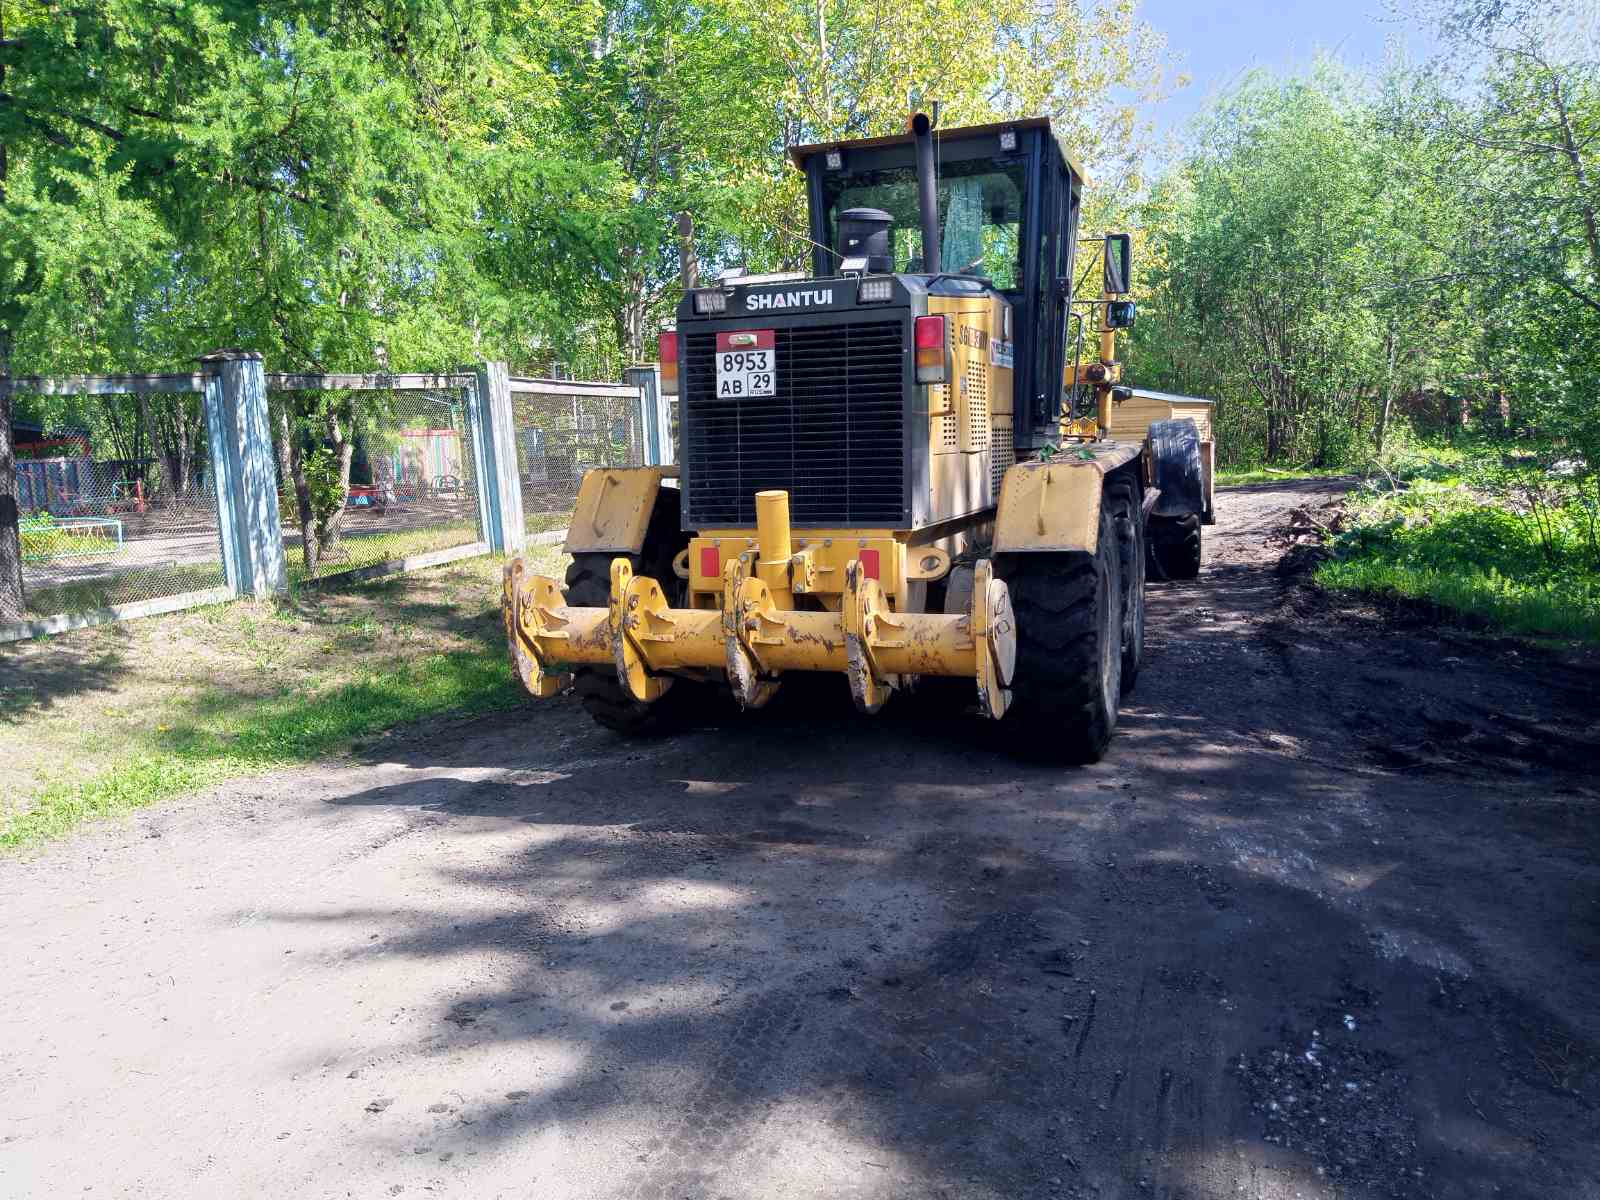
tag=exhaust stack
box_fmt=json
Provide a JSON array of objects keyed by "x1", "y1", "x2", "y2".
[{"x1": 910, "y1": 112, "x2": 941, "y2": 275}]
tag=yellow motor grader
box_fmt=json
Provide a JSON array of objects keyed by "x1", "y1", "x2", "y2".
[{"x1": 503, "y1": 113, "x2": 1208, "y2": 762}]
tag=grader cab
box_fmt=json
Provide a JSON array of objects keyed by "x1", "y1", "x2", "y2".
[{"x1": 503, "y1": 113, "x2": 1209, "y2": 763}]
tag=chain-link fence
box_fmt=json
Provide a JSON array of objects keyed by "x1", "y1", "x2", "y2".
[
  {"x1": 3, "y1": 362, "x2": 660, "y2": 639},
  {"x1": 510, "y1": 379, "x2": 646, "y2": 539},
  {"x1": 14, "y1": 394, "x2": 226, "y2": 620},
  {"x1": 268, "y1": 378, "x2": 484, "y2": 586}
]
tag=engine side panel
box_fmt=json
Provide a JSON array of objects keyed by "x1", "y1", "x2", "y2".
[{"x1": 925, "y1": 292, "x2": 1015, "y2": 527}]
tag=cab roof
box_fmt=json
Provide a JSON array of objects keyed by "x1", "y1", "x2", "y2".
[{"x1": 788, "y1": 116, "x2": 1088, "y2": 186}]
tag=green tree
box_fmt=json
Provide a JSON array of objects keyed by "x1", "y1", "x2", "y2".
[{"x1": 1405, "y1": 0, "x2": 1600, "y2": 480}]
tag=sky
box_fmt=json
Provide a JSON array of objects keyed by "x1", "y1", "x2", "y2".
[{"x1": 1136, "y1": 0, "x2": 1441, "y2": 138}]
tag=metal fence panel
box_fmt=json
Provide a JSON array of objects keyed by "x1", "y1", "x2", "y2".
[
  {"x1": 15, "y1": 396, "x2": 227, "y2": 620},
  {"x1": 510, "y1": 382, "x2": 645, "y2": 538},
  {"x1": 271, "y1": 384, "x2": 485, "y2": 586}
]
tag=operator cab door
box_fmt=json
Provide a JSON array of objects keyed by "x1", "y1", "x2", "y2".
[
  {"x1": 1015, "y1": 135, "x2": 1081, "y2": 449},
  {"x1": 1035, "y1": 150, "x2": 1080, "y2": 435}
]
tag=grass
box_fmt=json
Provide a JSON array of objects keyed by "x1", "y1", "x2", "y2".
[
  {"x1": 1215, "y1": 464, "x2": 1347, "y2": 486},
  {"x1": 0, "y1": 540, "x2": 570, "y2": 850},
  {"x1": 20, "y1": 516, "x2": 119, "y2": 561},
  {"x1": 526, "y1": 508, "x2": 572, "y2": 536},
  {"x1": 24, "y1": 563, "x2": 228, "y2": 619},
  {"x1": 1316, "y1": 557, "x2": 1600, "y2": 640},
  {"x1": 1216, "y1": 438, "x2": 1478, "y2": 488},
  {"x1": 284, "y1": 520, "x2": 481, "y2": 584},
  {"x1": 0, "y1": 648, "x2": 518, "y2": 848},
  {"x1": 1314, "y1": 472, "x2": 1600, "y2": 643}
]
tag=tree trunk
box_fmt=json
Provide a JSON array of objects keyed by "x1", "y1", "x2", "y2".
[
  {"x1": 0, "y1": 9, "x2": 23, "y2": 621},
  {"x1": 282, "y1": 409, "x2": 319, "y2": 577},
  {"x1": 173, "y1": 401, "x2": 193, "y2": 501},
  {"x1": 137, "y1": 391, "x2": 163, "y2": 500},
  {"x1": 1550, "y1": 72, "x2": 1600, "y2": 287},
  {"x1": 272, "y1": 403, "x2": 294, "y2": 498},
  {"x1": 615, "y1": 266, "x2": 649, "y2": 366},
  {"x1": 676, "y1": 211, "x2": 699, "y2": 291},
  {"x1": 320, "y1": 407, "x2": 354, "y2": 552},
  {"x1": 817, "y1": 0, "x2": 830, "y2": 125},
  {"x1": 0, "y1": 330, "x2": 24, "y2": 622}
]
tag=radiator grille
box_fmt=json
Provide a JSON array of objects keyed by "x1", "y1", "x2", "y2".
[
  {"x1": 991, "y1": 419, "x2": 1015, "y2": 493},
  {"x1": 682, "y1": 320, "x2": 907, "y2": 526}
]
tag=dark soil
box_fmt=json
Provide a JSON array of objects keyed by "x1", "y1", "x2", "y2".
[{"x1": 2, "y1": 478, "x2": 1598, "y2": 1199}]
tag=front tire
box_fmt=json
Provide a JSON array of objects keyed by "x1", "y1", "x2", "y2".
[
  {"x1": 563, "y1": 491, "x2": 697, "y2": 737},
  {"x1": 997, "y1": 500, "x2": 1124, "y2": 764}
]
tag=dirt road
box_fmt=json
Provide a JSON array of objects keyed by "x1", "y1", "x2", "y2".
[{"x1": 3, "y1": 480, "x2": 1598, "y2": 1200}]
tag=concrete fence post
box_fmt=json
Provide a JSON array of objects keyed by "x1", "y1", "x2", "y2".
[
  {"x1": 468, "y1": 361, "x2": 524, "y2": 555},
  {"x1": 200, "y1": 350, "x2": 288, "y2": 597},
  {"x1": 624, "y1": 363, "x2": 673, "y2": 466}
]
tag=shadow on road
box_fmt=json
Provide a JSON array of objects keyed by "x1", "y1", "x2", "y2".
[{"x1": 280, "y1": 665, "x2": 1600, "y2": 1198}]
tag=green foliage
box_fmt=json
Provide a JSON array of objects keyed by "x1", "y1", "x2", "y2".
[
  {"x1": 283, "y1": 519, "x2": 480, "y2": 584},
  {"x1": 1318, "y1": 468, "x2": 1600, "y2": 641},
  {"x1": 1130, "y1": 64, "x2": 1468, "y2": 467},
  {"x1": 1131, "y1": 5, "x2": 1598, "y2": 487},
  {"x1": 1, "y1": 0, "x2": 1172, "y2": 383},
  {"x1": 302, "y1": 445, "x2": 346, "y2": 527}
]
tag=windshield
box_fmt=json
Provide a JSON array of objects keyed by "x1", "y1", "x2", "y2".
[{"x1": 821, "y1": 157, "x2": 1026, "y2": 287}]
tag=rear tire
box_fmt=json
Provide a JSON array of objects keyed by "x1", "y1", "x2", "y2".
[
  {"x1": 563, "y1": 490, "x2": 698, "y2": 737},
  {"x1": 1107, "y1": 473, "x2": 1145, "y2": 691},
  {"x1": 997, "y1": 500, "x2": 1123, "y2": 764},
  {"x1": 1148, "y1": 513, "x2": 1202, "y2": 580}
]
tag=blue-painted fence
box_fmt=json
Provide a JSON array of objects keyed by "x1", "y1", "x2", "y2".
[{"x1": 1, "y1": 357, "x2": 667, "y2": 641}]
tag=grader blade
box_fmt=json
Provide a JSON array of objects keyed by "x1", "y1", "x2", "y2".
[{"x1": 502, "y1": 489, "x2": 1016, "y2": 720}]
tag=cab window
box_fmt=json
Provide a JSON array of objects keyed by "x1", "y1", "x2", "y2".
[{"x1": 821, "y1": 158, "x2": 1027, "y2": 287}]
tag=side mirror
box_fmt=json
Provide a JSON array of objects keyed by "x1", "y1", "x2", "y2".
[
  {"x1": 1105, "y1": 299, "x2": 1137, "y2": 330},
  {"x1": 1103, "y1": 232, "x2": 1131, "y2": 295}
]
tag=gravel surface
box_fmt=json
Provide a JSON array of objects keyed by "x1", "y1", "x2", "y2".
[{"x1": 3, "y1": 478, "x2": 1598, "y2": 1200}]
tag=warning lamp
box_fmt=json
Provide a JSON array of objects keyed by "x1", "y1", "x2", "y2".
[
  {"x1": 914, "y1": 315, "x2": 948, "y2": 385},
  {"x1": 659, "y1": 330, "x2": 679, "y2": 395},
  {"x1": 858, "y1": 277, "x2": 894, "y2": 303},
  {"x1": 691, "y1": 288, "x2": 728, "y2": 315}
]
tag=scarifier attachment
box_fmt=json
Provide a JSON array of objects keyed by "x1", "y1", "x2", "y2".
[{"x1": 503, "y1": 491, "x2": 1017, "y2": 720}]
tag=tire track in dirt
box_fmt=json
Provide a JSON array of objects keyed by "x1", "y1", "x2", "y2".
[{"x1": 4, "y1": 478, "x2": 1599, "y2": 1199}]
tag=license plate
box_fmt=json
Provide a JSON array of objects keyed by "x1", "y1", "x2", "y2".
[{"x1": 715, "y1": 330, "x2": 776, "y2": 398}]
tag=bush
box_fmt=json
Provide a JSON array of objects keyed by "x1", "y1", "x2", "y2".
[{"x1": 1317, "y1": 462, "x2": 1600, "y2": 641}]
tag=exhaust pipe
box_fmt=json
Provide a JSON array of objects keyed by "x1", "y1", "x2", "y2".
[{"x1": 911, "y1": 112, "x2": 940, "y2": 275}]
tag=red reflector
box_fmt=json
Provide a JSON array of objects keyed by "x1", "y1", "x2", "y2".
[
  {"x1": 859, "y1": 548, "x2": 880, "y2": 580},
  {"x1": 914, "y1": 315, "x2": 945, "y2": 349},
  {"x1": 699, "y1": 546, "x2": 720, "y2": 579},
  {"x1": 658, "y1": 330, "x2": 678, "y2": 363}
]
